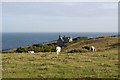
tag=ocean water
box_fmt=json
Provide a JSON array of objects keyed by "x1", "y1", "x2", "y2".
[{"x1": 1, "y1": 32, "x2": 118, "y2": 50}]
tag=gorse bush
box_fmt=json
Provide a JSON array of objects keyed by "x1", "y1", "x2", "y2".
[
  {"x1": 73, "y1": 37, "x2": 88, "y2": 42},
  {"x1": 67, "y1": 49, "x2": 88, "y2": 53},
  {"x1": 62, "y1": 42, "x2": 73, "y2": 47},
  {"x1": 16, "y1": 43, "x2": 57, "y2": 53},
  {"x1": 16, "y1": 47, "x2": 28, "y2": 53}
]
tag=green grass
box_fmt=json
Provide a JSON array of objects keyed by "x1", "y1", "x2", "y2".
[
  {"x1": 63, "y1": 36, "x2": 118, "y2": 52},
  {"x1": 2, "y1": 48, "x2": 119, "y2": 78},
  {"x1": 2, "y1": 35, "x2": 119, "y2": 78}
]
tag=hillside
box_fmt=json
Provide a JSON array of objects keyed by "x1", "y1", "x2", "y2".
[
  {"x1": 1, "y1": 35, "x2": 120, "y2": 78},
  {"x1": 63, "y1": 35, "x2": 119, "y2": 52},
  {"x1": 2, "y1": 35, "x2": 119, "y2": 53},
  {"x1": 2, "y1": 40, "x2": 57, "y2": 53}
]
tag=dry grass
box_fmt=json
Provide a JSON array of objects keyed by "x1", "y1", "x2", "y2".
[
  {"x1": 2, "y1": 35, "x2": 119, "y2": 78},
  {"x1": 2, "y1": 48, "x2": 119, "y2": 78}
]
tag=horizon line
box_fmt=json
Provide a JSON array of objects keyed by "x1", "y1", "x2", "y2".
[{"x1": 0, "y1": 32, "x2": 119, "y2": 33}]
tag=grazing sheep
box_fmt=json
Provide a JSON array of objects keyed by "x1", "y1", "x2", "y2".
[
  {"x1": 28, "y1": 51, "x2": 34, "y2": 53},
  {"x1": 90, "y1": 46, "x2": 96, "y2": 52},
  {"x1": 56, "y1": 46, "x2": 61, "y2": 54},
  {"x1": 82, "y1": 46, "x2": 90, "y2": 50},
  {"x1": 82, "y1": 46, "x2": 96, "y2": 52}
]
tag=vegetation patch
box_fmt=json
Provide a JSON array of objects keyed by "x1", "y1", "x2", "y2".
[
  {"x1": 63, "y1": 37, "x2": 88, "y2": 47},
  {"x1": 73, "y1": 37, "x2": 88, "y2": 42},
  {"x1": 16, "y1": 43, "x2": 57, "y2": 53},
  {"x1": 67, "y1": 49, "x2": 88, "y2": 53},
  {"x1": 38, "y1": 68, "x2": 48, "y2": 70}
]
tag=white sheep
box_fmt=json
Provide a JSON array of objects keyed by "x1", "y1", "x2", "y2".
[
  {"x1": 90, "y1": 46, "x2": 96, "y2": 52},
  {"x1": 82, "y1": 46, "x2": 96, "y2": 52},
  {"x1": 28, "y1": 51, "x2": 34, "y2": 53},
  {"x1": 56, "y1": 46, "x2": 61, "y2": 54}
]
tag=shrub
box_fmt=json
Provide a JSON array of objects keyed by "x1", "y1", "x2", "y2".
[
  {"x1": 33, "y1": 44, "x2": 44, "y2": 47},
  {"x1": 43, "y1": 45, "x2": 56, "y2": 52},
  {"x1": 73, "y1": 37, "x2": 88, "y2": 42},
  {"x1": 63, "y1": 42, "x2": 73, "y2": 47},
  {"x1": 16, "y1": 43, "x2": 57, "y2": 53},
  {"x1": 27, "y1": 46, "x2": 35, "y2": 51},
  {"x1": 67, "y1": 49, "x2": 88, "y2": 53},
  {"x1": 16, "y1": 47, "x2": 27, "y2": 53}
]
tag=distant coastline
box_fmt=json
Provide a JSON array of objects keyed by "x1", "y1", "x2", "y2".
[
  {"x1": 2, "y1": 32, "x2": 118, "y2": 50},
  {"x1": 2, "y1": 34, "x2": 119, "y2": 53}
]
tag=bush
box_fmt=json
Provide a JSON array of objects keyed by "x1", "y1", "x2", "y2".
[
  {"x1": 67, "y1": 49, "x2": 88, "y2": 53},
  {"x1": 33, "y1": 44, "x2": 44, "y2": 47},
  {"x1": 63, "y1": 42, "x2": 73, "y2": 47},
  {"x1": 16, "y1": 43, "x2": 57, "y2": 53},
  {"x1": 16, "y1": 47, "x2": 27, "y2": 53},
  {"x1": 73, "y1": 37, "x2": 88, "y2": 42},
  {"x1": 27, "y1": 46, "x2": 35, "y2": 51},
  {"x1": 43, "y1": 45, "x2": 56, "y2": 52}
]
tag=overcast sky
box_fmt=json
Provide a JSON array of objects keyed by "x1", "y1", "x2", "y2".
[{"x1": 2, "y1": 2, "x2": 118, "y2": 32}]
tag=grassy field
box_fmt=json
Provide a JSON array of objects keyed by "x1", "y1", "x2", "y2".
[
  {"x1": 1, "y1": 35, "x2": 119, "y2": 78},
  {"x1": 2, "y1": 49, "x2": 119, "y2": 78}
]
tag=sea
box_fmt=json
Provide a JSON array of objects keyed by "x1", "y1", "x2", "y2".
[{"x1": 1, "y1": 32, "x2": 118, "y2": 50}]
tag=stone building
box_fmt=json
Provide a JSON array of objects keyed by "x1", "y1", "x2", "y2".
[{"x1": 57, "y1": 35, "x2": 73, "y2": 47}]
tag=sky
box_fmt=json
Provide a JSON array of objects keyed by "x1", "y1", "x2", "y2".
[{"x1": 2, "y1": 2, "x2": 118, "y2": 32}]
